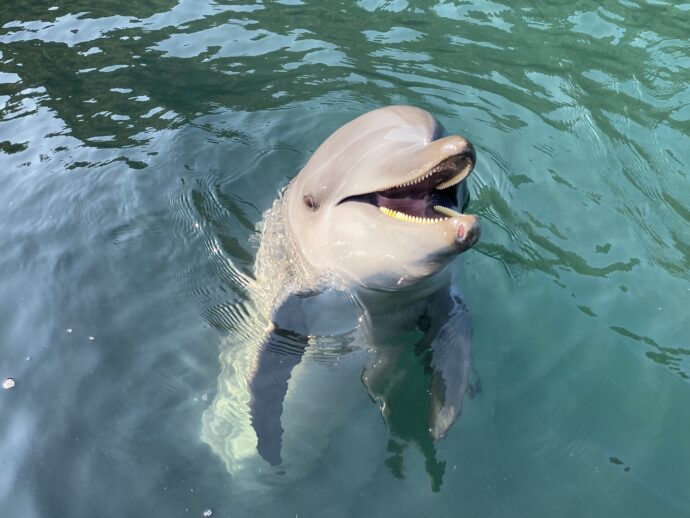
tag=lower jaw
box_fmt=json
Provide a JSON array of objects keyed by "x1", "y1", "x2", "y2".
[{"x1": 378, "y1": 204, "x2": 463, "y2": 224}]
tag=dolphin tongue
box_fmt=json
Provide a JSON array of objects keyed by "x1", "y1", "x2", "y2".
[
  {"x1": 376, "y1": 193, "x2": 431, "y2": 217},
  {"x1": 376, "y1": 175, "x2": 458, "y2": 218}
]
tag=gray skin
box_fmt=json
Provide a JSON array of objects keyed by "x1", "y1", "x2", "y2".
[{"x1": 248, "y1": 106, "x2": 481, "y2": 474}]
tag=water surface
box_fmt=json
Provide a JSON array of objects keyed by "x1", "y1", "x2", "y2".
[{"x1": 1, "y1": 1, "x2": 690, "y2": 516}]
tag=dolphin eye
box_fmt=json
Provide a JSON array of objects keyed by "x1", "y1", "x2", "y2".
[{"x1": 303, "y1": 195, "x2": 319, "y2": 211}]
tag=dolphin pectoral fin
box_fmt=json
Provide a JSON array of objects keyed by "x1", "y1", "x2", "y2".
[
  {"x1": 248, "y1": 293, "x2": 314, "y2": 466},
  {"x1": 248, "y1": 288, "x2": 358, "y2": 465},
  {"x1": 425, "y1": 289, "x2": 474, "y2": 440},
  {"x1": 249, "y1": 325, "x2": 307, "y2": 466}
]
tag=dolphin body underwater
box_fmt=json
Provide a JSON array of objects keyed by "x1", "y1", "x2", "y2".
[{"x1": 201, "y1": 106, "x2": 481, "y2": 490}]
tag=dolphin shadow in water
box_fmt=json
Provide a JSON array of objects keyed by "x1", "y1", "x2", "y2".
[
  {"x1": 368, "y1": 344, "x2": 449, "y2": 492},
  {"x1": 361, "y1": 289, "x2": 480, "y2": 492}
]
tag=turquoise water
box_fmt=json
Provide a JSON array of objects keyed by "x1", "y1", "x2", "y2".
[{"x1": 2, "y1": 1, "x2": 690, "y2": 516}]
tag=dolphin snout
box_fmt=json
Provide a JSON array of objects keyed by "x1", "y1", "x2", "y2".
[{"x1": 439, "y1": 136, "x2": 476, "y2": 166}]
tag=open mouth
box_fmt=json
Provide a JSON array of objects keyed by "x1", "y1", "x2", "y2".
[{"x1": 339, "y1": 152, "x2": 474, "y2": 224}]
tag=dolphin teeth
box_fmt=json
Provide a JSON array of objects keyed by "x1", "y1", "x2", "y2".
[
  {"x1": 433, "y1": 205, "x2": 463, "y2": 218},
  {"x1": 435, "y1": 162, "x2": 472, "y2": 190},
  {"x1": 382, "y1": 162, "x2": 472, "y2": 192},
  {"x1": 393, "y1": 171, "x2": 433, "y2": 190},
  {"x1": 379, "y1": 206, "x2": 444, "y2": 224}
]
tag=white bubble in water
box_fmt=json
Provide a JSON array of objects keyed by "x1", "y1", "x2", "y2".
[
  {"x1": 66, "y1": 328, "x2": 73, "y2": 333},
  {"x1": 89, "y1": 336, "x2": 95, "y2": 341},
  {"x1": 203, "y1": 510, "x2": 212, "y2": 517},
  {"x1": 3, "y1": 378, "x2": 16, "y2": 390}
]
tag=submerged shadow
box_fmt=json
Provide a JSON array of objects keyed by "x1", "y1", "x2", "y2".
[{"x1": 363, "y1": 335, "x2": 473, "y2": 492}]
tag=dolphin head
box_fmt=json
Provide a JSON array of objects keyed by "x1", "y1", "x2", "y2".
[{"x1": 284, "y1": 105, "x2": 480, "y2": 291}]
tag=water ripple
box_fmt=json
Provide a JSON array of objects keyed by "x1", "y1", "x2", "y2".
[{"x1": 3, "y1": 0, "x2": 690, "y2": 514}]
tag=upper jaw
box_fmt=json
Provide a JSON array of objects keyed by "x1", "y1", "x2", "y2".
[{"x1": 377, "y1": 141, "x2": 476, "y2": 193}]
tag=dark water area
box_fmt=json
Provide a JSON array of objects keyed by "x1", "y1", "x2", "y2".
[{"x1": 1, "y1": 1, "x2": 689, "y2": 516}]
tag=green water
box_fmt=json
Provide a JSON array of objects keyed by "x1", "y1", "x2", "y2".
[{"x1": 1, "y1": 1, "x2": 689, "y2": 516}]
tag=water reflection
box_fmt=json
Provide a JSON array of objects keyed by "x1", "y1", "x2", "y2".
[
  {"x1": 2, "y1": 0, "x2": 690, "y2": 514},
  {"x1": 366, "y1": 339, "x2": 451, "y2": 492},
  {"x1": 611, "y1": 326, "x2": 690, "y2": 381}
]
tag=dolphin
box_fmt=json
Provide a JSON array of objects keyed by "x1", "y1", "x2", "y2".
[{"x1": 203, "y1": 105, "x2": 481, "y2": 485}]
